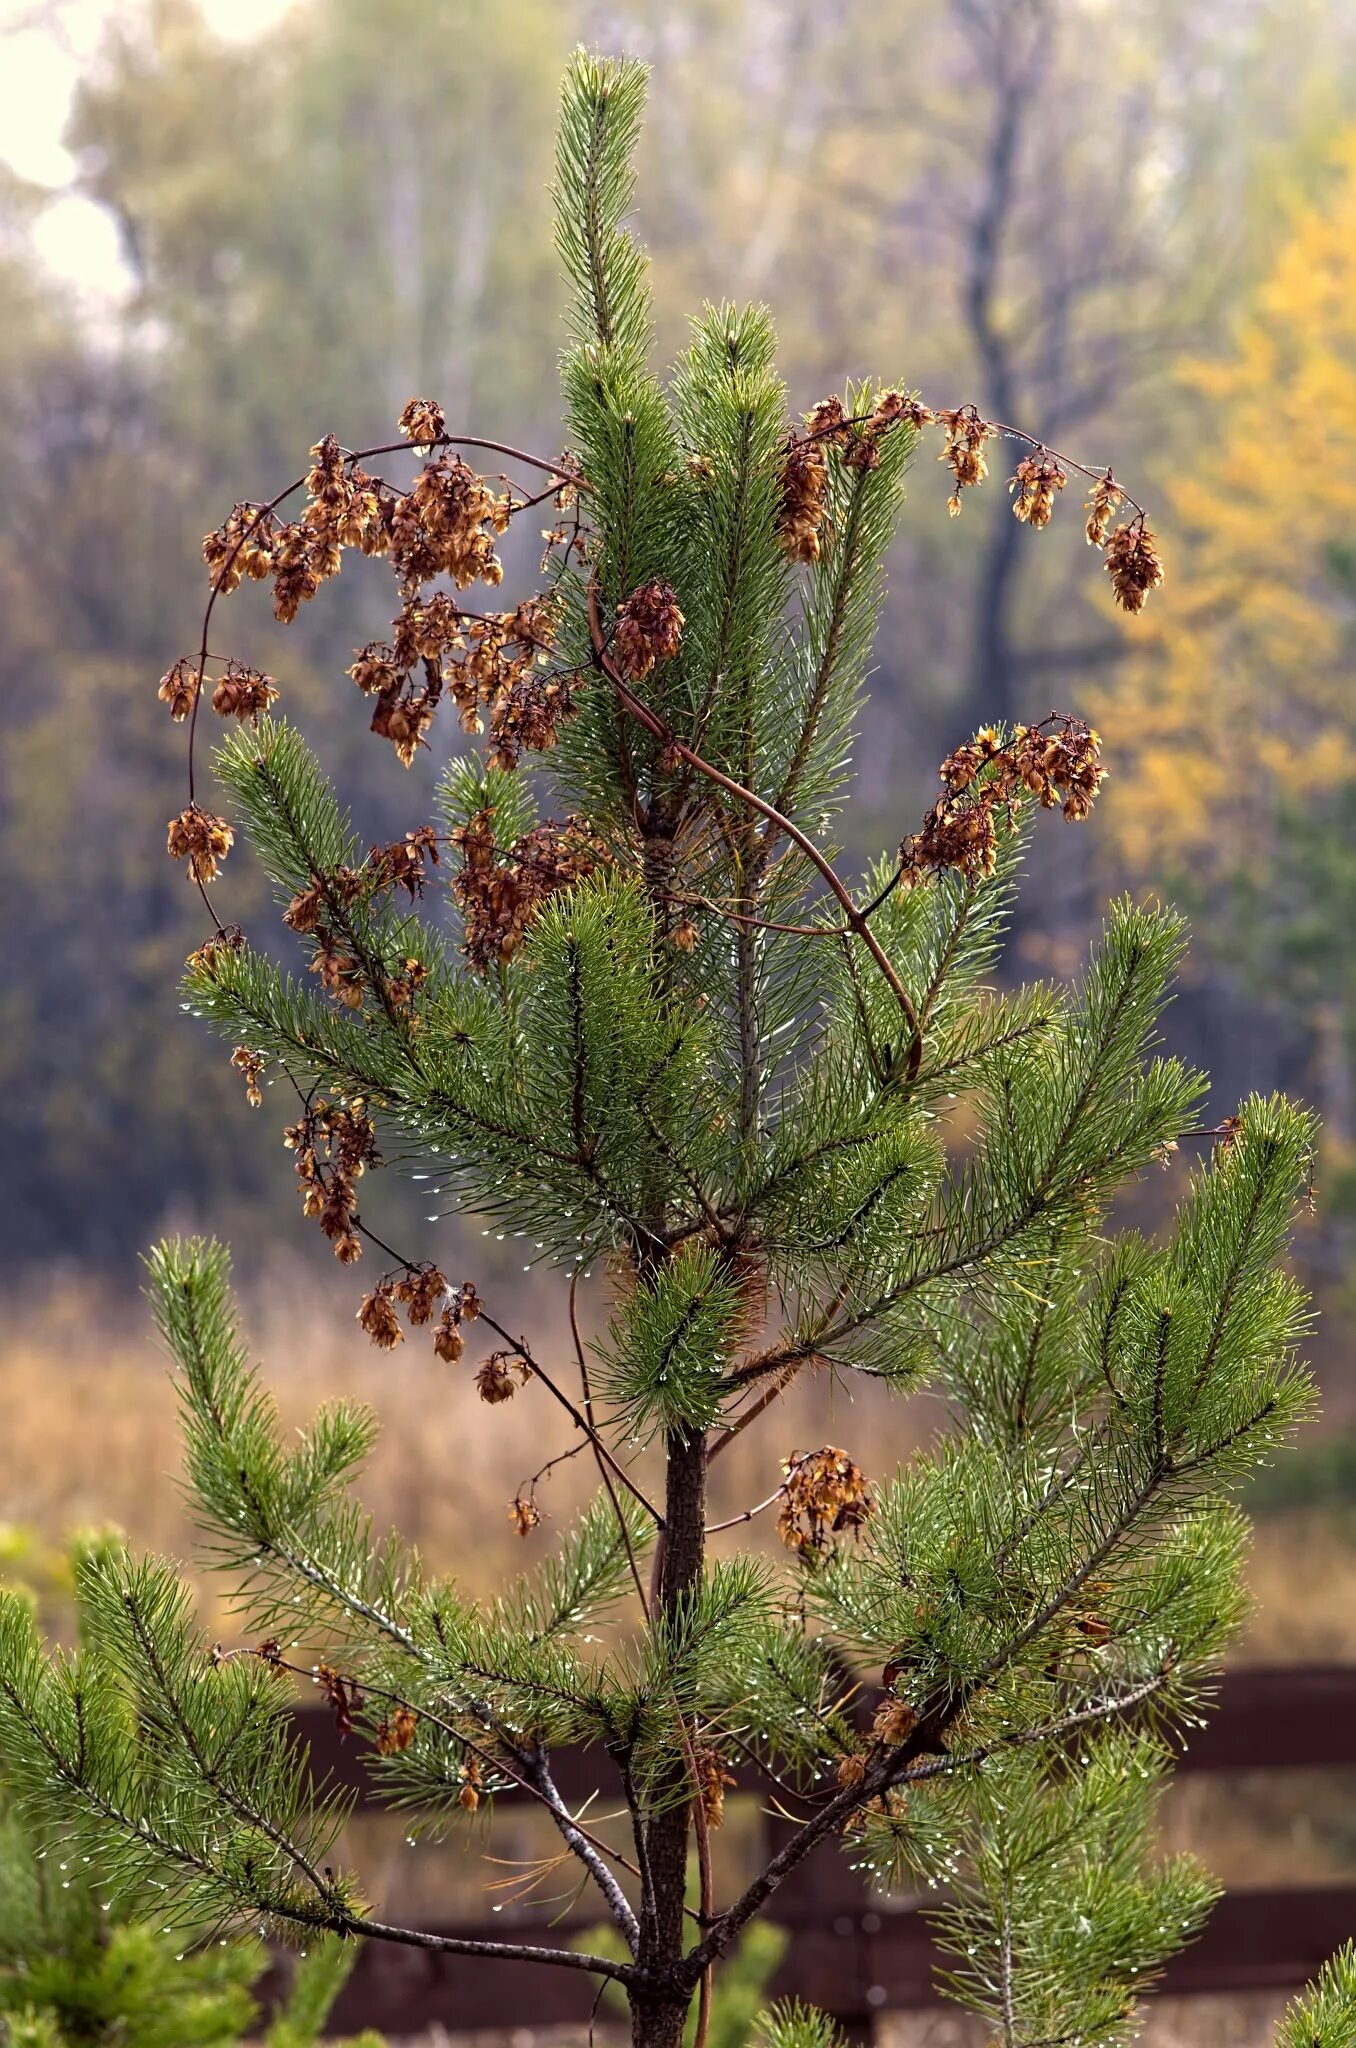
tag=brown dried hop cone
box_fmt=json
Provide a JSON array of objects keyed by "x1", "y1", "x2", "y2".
[
  {"x1": 936, "y1": 403, "x2": 996, "y2": 514},
  {"x1": 158, "y1": 657, "x2": 199, "y2": 721},
  {"x1": 777, "y1": 1446, "x2": 874, "y2": 1553},
  {"x1": 166, "y1": 805, "x2": 234, "y2": 883},
  {"x1": 211, "y1": 660, "x2": 279, "y2": 725},
  {"x1": 1105, "y1": 519, "x2": 1165, "y2": 613},
  {"x1": 1084, "y1": 469, "x2": 1123, "y2": 547},
  {"x1": 509, "y1": 1494, "x2": 542, "y2": 1537},
  {"x1": 357, "y1": 1280, "x2": 403, "y2": 1350},
  {"x1": 394, "y1": 1262, "x2": 447, "y2": 1326},
  {"x1": 776, "y1": 435, "x2": 831, "y2": 562},
  {"x1": 613, "y1": 577, "x2": 684, "y2": 679},
  {"x1": 229, "y1": 1046, "x2": 266, "y2": 1108},
  {"x1": 1009, "y1": 449, "x2": 1067, "y2": 528},
  {"x1": 476, "y1": 1351, "x2": 528, "y2": 1403},
  {"x1": 201, "y1": 502, "x2": 279, "y2": 593},
  {"x1": 399, "y1": 395, "x2": 448, "y2": 447}
]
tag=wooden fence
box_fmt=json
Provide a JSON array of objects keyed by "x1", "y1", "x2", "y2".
[{"x1": 287, "y1": 1665, "x2": 1356, "y2": 2038}]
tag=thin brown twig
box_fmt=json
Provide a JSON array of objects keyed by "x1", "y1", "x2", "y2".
[
  {"x1": 705, "y1": 1478, "x2": 790, "y2": 1536},
  {"x1": 796, "y1": 400, "x2": 1149, "y2": 522}
]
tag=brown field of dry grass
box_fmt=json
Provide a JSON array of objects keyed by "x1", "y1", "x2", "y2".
[
  {"x1": 0, "y1": 1260, "x2": 939, "y2": 1636},
  {"x1": 3, "y1": 1263, "x2": 1352, "y2": 1661}
]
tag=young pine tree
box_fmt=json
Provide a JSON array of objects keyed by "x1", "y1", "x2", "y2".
[
  {"x1": 1, "y1": 48, "x2": 1349, "y2": 2048},
  {"x1": 0, "y1": 1554, "x2": 380, "y2": 2048}
]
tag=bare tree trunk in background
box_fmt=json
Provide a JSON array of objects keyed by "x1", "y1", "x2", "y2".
[
  {"x1": 955, "y1": 0, "x2": 1050, "y2": 729},
  {"x1": 1314, "y1": 1001, "x2": 1354, "y2": 1154},
  {"x1": 441, "y1": 162, "x2": 491, "y2": 425},
  {"x1": 384, "y1": 107, "x2": 424, "y2": 430},
  {"x1": 735, "y1": 0, "x2": 838, "y2": 297}
]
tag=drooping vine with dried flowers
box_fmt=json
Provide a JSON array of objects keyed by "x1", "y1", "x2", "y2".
[{"x1": 2, "y1": 48, "x2": 1346, "y2": 2048}]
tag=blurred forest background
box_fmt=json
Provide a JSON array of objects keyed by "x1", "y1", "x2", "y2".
[{"x1": 4, "y1": 0, "x2": 1356, "y2": 1648}]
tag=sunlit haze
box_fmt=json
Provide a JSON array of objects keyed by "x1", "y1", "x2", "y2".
[{"x1": 1, "y1": 0, "x2": 297, "y2": 307}]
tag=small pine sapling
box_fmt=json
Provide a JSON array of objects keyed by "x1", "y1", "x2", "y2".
[{"x1": 2, "y1": 48, "x2": 1349, "y2": 2048}]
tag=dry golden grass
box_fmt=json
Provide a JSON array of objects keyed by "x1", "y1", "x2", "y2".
[
  {"x1": 0, "y1": 1262, "x2": 931, "y2": 1639},
  {"x1": 3, "y1": 1264, "x2": 1350, "y2": 1659},
  {"x1": 1244, "y1": 1509, "x2": 1356, "y2": 1663}
]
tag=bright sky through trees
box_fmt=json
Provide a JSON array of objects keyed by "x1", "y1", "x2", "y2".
[{"x1": 0, "y1": 0, "x2": 296, "y2": 306}]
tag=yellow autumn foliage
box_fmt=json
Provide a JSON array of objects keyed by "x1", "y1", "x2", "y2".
[{"x1": 1100, "y1": 133, "x2": 1356, "y2": 880}]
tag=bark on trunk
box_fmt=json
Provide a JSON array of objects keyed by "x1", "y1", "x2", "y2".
[{"x1": 632, "y1": 1424, "x2": 708, "y2": 2047}]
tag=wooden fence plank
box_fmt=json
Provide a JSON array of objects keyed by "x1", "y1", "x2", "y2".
[
  {"x1": 294, "y1": 1664, "x2": 1356, "y2": 1805},
  {"x1": 278, "y1": 1666, "x2": 1356, "y2": 2033},
  {"x1": 313, "y1": 1886, "x2": 1356, "y2": 2032}
]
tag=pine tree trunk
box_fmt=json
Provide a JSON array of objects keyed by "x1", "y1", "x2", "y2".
[
  {"x1": 630, "y1": 1989, "x2": 693, "y2": 2048},
  {"x1": 632, "y1": 1424, "x2": 708, "y2": 2047}
]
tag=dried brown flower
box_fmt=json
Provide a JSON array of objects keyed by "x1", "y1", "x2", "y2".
[
  {"x1": 369, "y1": 666, "x2": 444, "y2": 768},
  {"x1": 358, "y1": 1280, "x2": 404, "y2": 1350},
  {"x1": 399, "y1": 396, "x2": 448, "y2": 448},
  {"x1": 366, "y1": 830, "x2": 438, "y2": 902},
  {"x1": 694, "y1": 1745, "x2": 738, "y2": 1828},
  {"x1": 451, "y1": 809, "x2": 607, "y2": 970},
  {"x1": 375, "y1": 1705, "x2": 418, "y2": 1755},
  {"x1": 1009, "y1": 449, "x2": 1067, "y2": 529},
  {"x1": 283, "y1": 1096, "x2": 379, "y2": 1258},
  {"x1": 300, "y1": 437, "x2": 387, "y2": 558},
  {"x1": 202, "y1": 503, "x2": 279, "y2": 593},
  {"x1": 433, "y1": 1310, "x2": 465, "y2": 1364},
  {"x1": 776, "y1": 435, "x2": 830, "y2": 562},
  {"x1": 270, "y1": 520, "x2": 328, "y2": 622},
  {"x1": 391, "y1": 457, "x2": 509, "y2": 593},
  {"x1": 308, "y1": 930, "x2": 365, "y2": 1008},
  {"x1": 459, "y1": 1758, "x2": 483, "y2": 1812},
  {"x1": 348, "y1": 642, "x2": 404, "y2": 697},
  {"x1": 1213, "y1": 1113, "x2": 1244, "y2": 1160},
  {"x1": 476, "y1": 1351, "x2": 527, "y2": 1404},
  {"x1": 936, "y1": 404, "x2": 996, "y2": 515},
  {"x1": 393, "y1": 1262, "x2": 447, "y2": 1327},
  {"x1": 386, "y1": 957, "x2": 428, "y2": 1012},
  {"x1": 900, "y1": 714, "x2": 1105, "y2": 884},
  {"x1": 776, "y1": 1446, "x2": 873, "y2": 1553},
  {"x1": 836, "y1": 1751, "x2": 868, "y2": 1790},
  {"x1": 230, "y1": 1045, "x2": 266, "y2": 1108},
  {"x1": 186, "y1": 926, "x2": 245, "y2": 977},
  {"x1": 211, "y1": 660, "x2": 279, "y2": 724},
  {"x1": 167, "y1": 805, "x2": 234, "y2": 883},
  {"x1": 899, "y1": 795, "x2": 1000, "y2": 887},
  {"x1": 510, "y1": 1494, "x2": 542, "y2": 1537},
  {"x1": 313, "y1": 1661, "x2": 361, "y2": 1737},
  {"x1": 431, "y1": 1277, "x2": 484, "y2": 1364},
  {"x1": 869, "y1": 389, "x2": 933, "y2": 435},
  {"x1": 844, "y1": 389, "x2": 935, "y2": 470},
  {"x1": 1084, "y1": 470, "x2": 1123, "y2": 547},
  {"x1": 392, "y1": 591, "x2": 465, "y2": 669},
  {"x1": 1104, "y1": 519, "x2": 1164, "y2": 613},
  {"x1": 614, "y1": 578, "x2": 685, "y2": 681},
  {"x1": 805, "y1": 394, "x2": 848, "y2": 441},
  {"x1": 158, "y1": 657, "x2": 199, "y2": 721},
  {"x1": 281, "y1": 881, "x2": 327, "y2": 936},
  {"x1": 871, "y1": 1697, "x2": 918, "y2": 1746}
]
